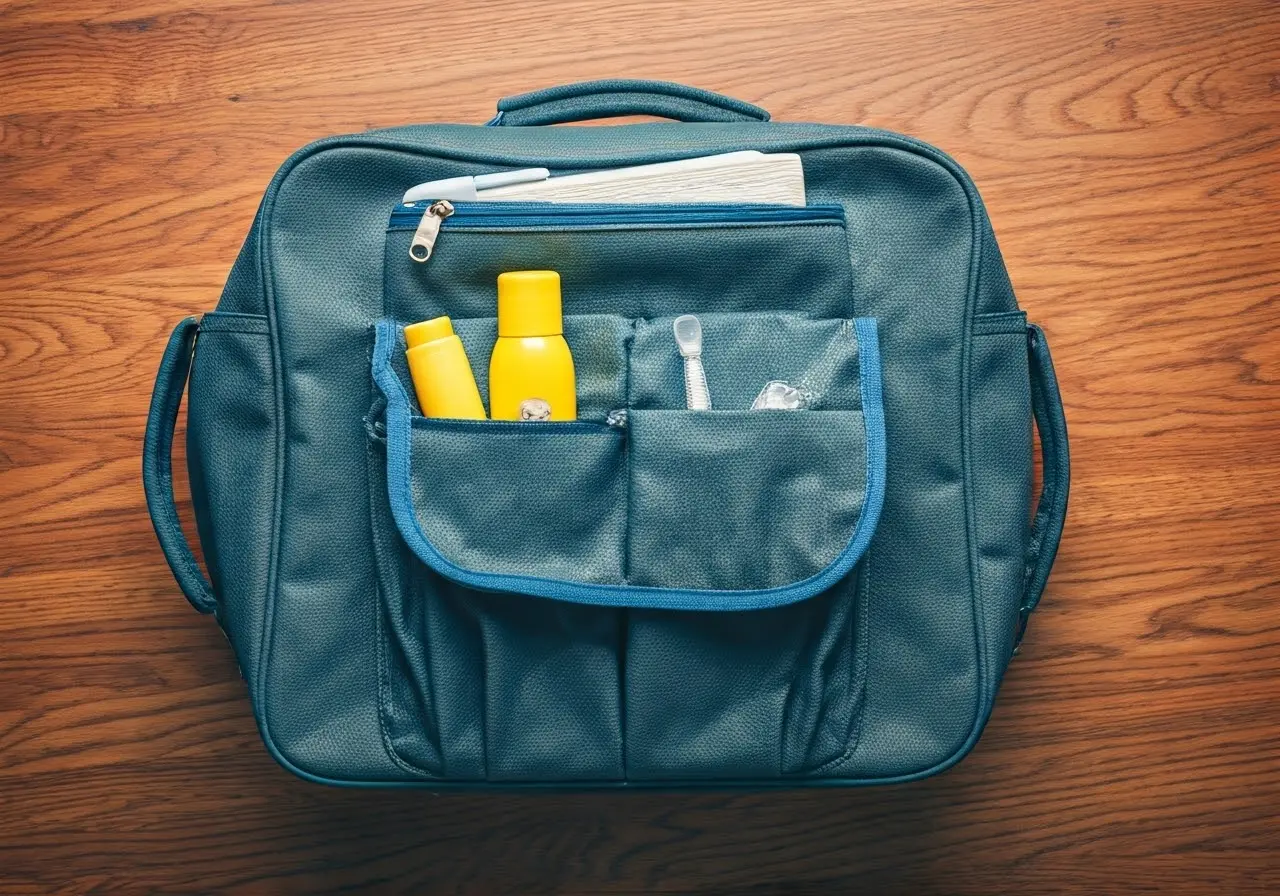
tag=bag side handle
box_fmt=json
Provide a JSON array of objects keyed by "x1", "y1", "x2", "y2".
[
  {"x1": 142, "y1": 316, "x2": 218, "y2": 614},
  {"x1": 486, "y1": 79, "x2": 771, "y2": 127},
  {"x1": 1016, "y1": 322, "x2": 1070, "y2": 649}
]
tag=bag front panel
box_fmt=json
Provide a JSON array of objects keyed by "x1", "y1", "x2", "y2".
[
  {"x1": 229, "y1": 125, "x2": 999, "y2": 784},
  {"x1": 371, "y1": 190, "x2": 879, "y2": 781}
]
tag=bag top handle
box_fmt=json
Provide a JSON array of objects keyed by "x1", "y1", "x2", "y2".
[{"x1": 486, "y1": 79, "x2": 771, "y2": 127}]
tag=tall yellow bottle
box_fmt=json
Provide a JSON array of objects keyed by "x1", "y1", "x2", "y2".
[{"x1": 489, "y1": 270, "x2": 577, "y2": 421}]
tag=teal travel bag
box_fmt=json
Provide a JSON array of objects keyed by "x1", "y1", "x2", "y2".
[{"x1": 142, "y1": 80, "x2": 1069, "y2": 787}]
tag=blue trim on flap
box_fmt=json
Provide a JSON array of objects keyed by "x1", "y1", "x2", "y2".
[{"x1": 371, "y1": 318, "x2": 886, "y2": 611}]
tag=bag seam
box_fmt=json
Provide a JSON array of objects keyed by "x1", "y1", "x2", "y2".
[
  {"x1": 367, "y1": 433, "x2": 440, "y2": 780},
  {"x1": 973, "y1": 310, "x2": 1028, "y2": 336},
  {"x1": 374, "y1": 581, "x2": 438, "y2": 780},
  {"x1": 196, "y1": 328, "x2": 269, "y2": 337},
  {"x1": 199, "y1": 312, "x2": 269, "y2": 335}
]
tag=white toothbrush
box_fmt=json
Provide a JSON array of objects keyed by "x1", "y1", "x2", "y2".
[{"x1": 673, "y1": 315, "x2": 711, "y2": 410}]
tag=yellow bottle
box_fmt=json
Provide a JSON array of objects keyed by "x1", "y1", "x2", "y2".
[
  {"x1": 489, "y1": 270, "x2": 577, "y2": 421},
  {"x1": 404, "y1": 316, "x2": 486, "y2": 420}
]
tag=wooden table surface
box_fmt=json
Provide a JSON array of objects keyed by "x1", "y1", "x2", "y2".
[{"x1": 3, "y1": 0, "x2": 1279, "y2": 892}]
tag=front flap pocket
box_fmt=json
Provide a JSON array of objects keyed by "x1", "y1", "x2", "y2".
[
  {"x1": 407, "y1": 418, "x2": 627, "y2": 584},
  {"x1": 371, "y1": 317, "x2": 885, "y2": 611},
  {"x1": 626, "y1": 410, "x2": 866, "y2": 592}
]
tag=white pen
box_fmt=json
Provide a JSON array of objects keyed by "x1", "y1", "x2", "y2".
[{"x1": 402, "y1": 168, "x2": 550, "y2": 203}]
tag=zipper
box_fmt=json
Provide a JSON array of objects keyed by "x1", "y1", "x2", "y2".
[
  {"x1": 395, "y1": 201, "x2": 846, "y2": 264},
  {"x1": 409, "y1": 200, "x2": 456, "y2": 262}
]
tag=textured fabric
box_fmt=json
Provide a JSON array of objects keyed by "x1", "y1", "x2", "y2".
[
  {"x1": 625, "y1": 410, "x2": 866, "y2": 590},
  {"x1": 409, "y1": 418, "x2": 628, "y2": 583},
  {"x1": 970, "y1": 313, "x2": 1032, "y2": 668},
  {"x1": 384, "y1": 214, "x2": 855, "y2": 324},
  {"x1": 142, "y1": 88, "x2": 1071, "y2": 787},
  {"x1": 186, "y1": 312, "x2": 276, "y2": 677}
]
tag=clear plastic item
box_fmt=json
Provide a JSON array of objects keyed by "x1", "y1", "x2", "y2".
[
  {"x1": 750, "y1": 380, "x2": 814, "y2": 411},
  {"x1": 673, "y1": 315, "x2": 711, "y2": 410}
]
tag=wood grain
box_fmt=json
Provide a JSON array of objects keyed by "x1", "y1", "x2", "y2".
[{"x1": 2, "y1": 0, "x2": 1278, "y2": 892}]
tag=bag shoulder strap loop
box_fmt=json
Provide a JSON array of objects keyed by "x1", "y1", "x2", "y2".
[
  {"x1": 1016, "y1": 322, "x2": 1071, "y2": 650},
  {"x1": 142, "y1": 316, "x2": 218, "y2": 614}
]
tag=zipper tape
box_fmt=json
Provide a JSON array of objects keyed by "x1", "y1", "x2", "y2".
[{"x1": 397, "y1": 201, "x2": 846, "y2": 264}]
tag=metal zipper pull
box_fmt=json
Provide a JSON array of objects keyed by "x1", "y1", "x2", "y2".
[{"x1": 409, "y1": 200, "x2": 455, "y2": 263}]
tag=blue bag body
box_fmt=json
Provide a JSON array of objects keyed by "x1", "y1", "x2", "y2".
[{"x1": 143, "y1": 81, "x2": 1069, "y2": 786}]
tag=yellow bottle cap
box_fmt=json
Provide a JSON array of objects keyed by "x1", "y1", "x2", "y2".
[
  {"x1": 404, "y1": 315, "x2": 454, "y2": 348},
  {"x1": 497, "y1": 270, "x2": 563, "y2": 337}
]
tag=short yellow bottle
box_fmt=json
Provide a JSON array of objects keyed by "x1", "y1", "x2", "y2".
[
  {"x1": 489, "y1": 271, "x2": 577, "y2": 421},
  {"x1": 403, "y1": 316, "x2": 486, "y2": 420}
]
